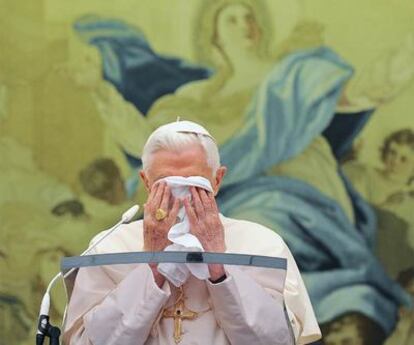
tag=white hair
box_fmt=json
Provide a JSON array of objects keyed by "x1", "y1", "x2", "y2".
[{"x1": 142, "y1": 127, "x2": 220, "y2": 174}]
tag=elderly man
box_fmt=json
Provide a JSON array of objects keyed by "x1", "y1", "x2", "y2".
[{"x1": 63, "y1": 121, "x2": 321, "y2": 345}]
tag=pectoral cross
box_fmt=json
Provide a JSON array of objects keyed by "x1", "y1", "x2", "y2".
[{"x1": 162, "y1": 287, "x2": 198, "y2": 344}]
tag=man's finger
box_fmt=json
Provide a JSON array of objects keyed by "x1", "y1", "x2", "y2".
[
  {"x1": 199, "y1": 189, "x2": 214, "y2": 213},
  {"x1": 191, "y1": 187, "x2": 205, "y2": 217},
  {"x1": 146, "y1": 182, "x2": 159, "y2": 205},
  {"x1": 208, "y1": 192, "x2": 219, "y2": 212},
  {"x1": 152, "y1": 181, "x2": 165, "y2": 209},
  {"x1": 184, "y1": 197, "x2": 198, "y2": 226},
  {"x1": 159, "y1": 184, "x2": 171, "y2": 212}
]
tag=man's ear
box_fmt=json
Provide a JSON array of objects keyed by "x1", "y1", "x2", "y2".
[
  {"x1": 139, "y1": 170, "x2": 151, "y2": 193},
  {"x1": 213, "y1": 166, "x2": 227, "y2": 195}
]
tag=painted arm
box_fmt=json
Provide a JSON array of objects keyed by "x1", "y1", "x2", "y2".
[
  {"x1": 93, "y1": 81, "x2": 153, "y2": 157},
  {"x1": 338, "y1": 33, "x2": 414, "y2": 112}
]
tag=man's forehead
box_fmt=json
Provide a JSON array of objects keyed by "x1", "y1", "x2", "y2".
[
  {"x1": 152, "y1": 146, "x2": 208, "y2": 164},
  {"x1": 147, "y1": 146, "x2": 211, "y2": 178}
]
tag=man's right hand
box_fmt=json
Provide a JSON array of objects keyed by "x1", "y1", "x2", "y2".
[{"x1": 143, "y1": 181, "x2": 180, "y2": 252}]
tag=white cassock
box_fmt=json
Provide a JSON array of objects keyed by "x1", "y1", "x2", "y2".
[{"x1": 63, "y1": 215, "x2": 321, "y2": 345}]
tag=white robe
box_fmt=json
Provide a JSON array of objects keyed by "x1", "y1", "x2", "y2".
[{"x1": 63, "y1": 215, "x2": 321, "y2": 345}]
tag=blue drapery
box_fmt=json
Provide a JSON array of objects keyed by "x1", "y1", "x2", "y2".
[
  {"x1": 74, "y1": 15, "x2": 212, "y2": 169},
  {"x1": 218, "y1": 174, "x2": 407, "y2": 332},
  {"x1": 73, "y1": 15, "x2": 369, "y2": 162},
  {"x1": 216, "y1": 47, "x2": 409, "y2": 332},
  {"x1": 74, "y1": 15, "x2": 211, "y2": 115}
]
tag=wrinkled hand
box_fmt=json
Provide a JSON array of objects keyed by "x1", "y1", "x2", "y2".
[
  {"x1": 347, "y1": 32, "x2": 414, "y2": 107},
  {"x1": 184, "y1": 187, "x2": 225, "y2": 252},
  {"x1": 143, "y1": 181, "x2": 180, "y2": 252},
  {"x1": 388, "y1": 33, "x2": 414, "y2": 88},
  {"x1": 184, "y1": 187, "x2": 226, "y2": 281}
]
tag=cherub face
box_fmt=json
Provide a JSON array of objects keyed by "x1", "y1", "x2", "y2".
[
  {"x1": 384, "y1": 142, "x2": 414, "y2": 180},
  {"x1": 215, "y1": 3, "x2": 261, "y2": 52}
]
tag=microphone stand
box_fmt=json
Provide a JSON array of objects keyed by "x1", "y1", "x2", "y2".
[
  {"x1": 36, "y1": 315, "x2": 61, "y2": 345},
  {"x1": 35, "y1": 205, "x2": 139, "y2": 345}
]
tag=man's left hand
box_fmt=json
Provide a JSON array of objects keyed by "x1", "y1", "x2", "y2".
[{"x1": 184, "y1": 187, "x2": 226, "y2": 281}]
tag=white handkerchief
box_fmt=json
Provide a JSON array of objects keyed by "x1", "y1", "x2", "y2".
[{"x1": 157, "y1": 176, "x2": 213, "y2": 287}]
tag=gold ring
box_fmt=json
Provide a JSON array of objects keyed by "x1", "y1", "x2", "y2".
[{"x1": 155, "y1": 208, "x2": 168, "y2": 221}]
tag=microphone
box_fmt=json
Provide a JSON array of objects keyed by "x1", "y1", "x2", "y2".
[
  {"x1": 121, "y1": 204, "x2": 139, "y2": 223},
  {"x1": 36, "y1": 204, "x2": 140, "y2": 345}
]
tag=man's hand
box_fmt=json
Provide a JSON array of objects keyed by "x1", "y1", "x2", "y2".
[
  {"x1": 143, "y1": 181, "x2": 180, "y2": 251},
  {"x1": 144, "y1": 181, "x2": 180, "y2": 288},
  {"x1": 184, "y1": 187, "x2": 226, "y2": 281}
]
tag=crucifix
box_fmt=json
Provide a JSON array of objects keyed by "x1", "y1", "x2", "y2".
[{"x1": 162, "y1": 287, "x2": 198, "y2": 344}]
